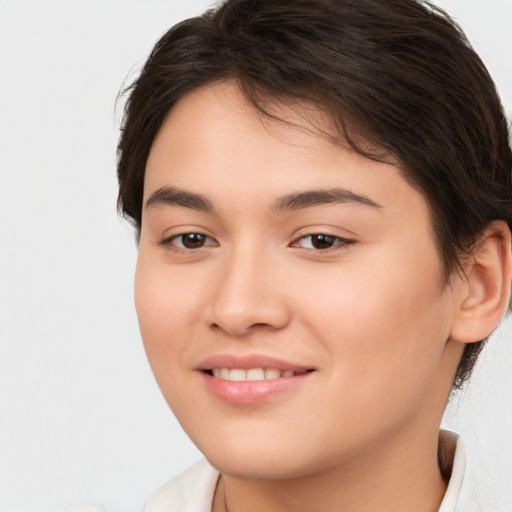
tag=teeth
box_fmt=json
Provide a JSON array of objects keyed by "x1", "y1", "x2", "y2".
[
  {"x1": 210, "y1": 368, "x2": 302, "y2": 381},
  {"x1": 247, "y1": 368, "x2": 265, "y2": 381},
  {"x1": 229, "y1": 369, "x2": 246, "y2": 382},
  {"x1": 264, "y1": 368, "x2": 281, "y2": 380}
]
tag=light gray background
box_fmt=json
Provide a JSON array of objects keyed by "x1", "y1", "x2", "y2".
[{"x1": 0, "y1": 1, "x2": 511, "y2": 511}]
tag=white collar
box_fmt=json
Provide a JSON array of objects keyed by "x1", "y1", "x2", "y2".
[{"x1": 438, "y1": 430, "x2": 466, "y2": 512}]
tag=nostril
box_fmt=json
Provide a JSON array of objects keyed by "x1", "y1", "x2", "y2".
[
  {"x1": 209, "y1": 320, "x2": 278, "y2": 336},
  {"x1": 251, "y1": 322, "x2": 272, "y2": 329}
]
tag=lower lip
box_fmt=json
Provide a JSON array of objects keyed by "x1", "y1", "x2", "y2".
[{"x1": 199, "y1": 371, "x2": 313, "y2": 405}]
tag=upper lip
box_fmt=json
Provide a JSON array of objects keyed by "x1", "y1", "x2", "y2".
[{"x1": 197, "y1": 353, "x2": 314, "y2": 372}]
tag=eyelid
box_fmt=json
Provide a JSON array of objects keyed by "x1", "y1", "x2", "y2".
[
  {"x1": 290, "y1": 232, "x2": 355, "y2": 251},
  {"x1": 158, "y1": 231, "x2": 219, "y2": 251}
]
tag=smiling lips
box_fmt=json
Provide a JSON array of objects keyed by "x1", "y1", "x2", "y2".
[
  {"x1": 211, "y1": 368, "x2": 308, "y2": 381},
  {"x1": 199, "y1": 355, "x2": 314, "y2": 404}
]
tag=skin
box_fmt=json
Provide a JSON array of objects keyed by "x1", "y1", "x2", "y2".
[{"x1": 135, "y1": 82, "x2": 503, "y2": 512}]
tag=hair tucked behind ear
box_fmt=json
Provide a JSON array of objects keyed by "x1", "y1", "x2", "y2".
[{"x1": 117, "y1": 0, "x2": 512, "y2": 388}]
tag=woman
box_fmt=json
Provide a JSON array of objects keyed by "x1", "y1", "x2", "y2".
[{"x1": 116, "y1": 0, "x2": 512, "y2": 510}]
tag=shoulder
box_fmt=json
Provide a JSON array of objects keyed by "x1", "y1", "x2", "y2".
[{"x1": 144, "y1": 458, "x2": 220, "y2": 512}]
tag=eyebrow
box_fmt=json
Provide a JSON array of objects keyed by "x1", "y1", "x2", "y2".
[
  {"x1": 144, "y1": 186, "x2": 381, "y2": 214},
  {"x1": 273, "y1": 188, "x2": 382, "y2": 211},
  {"x1": 145, "y1": 187, "x2": 215, "y2": 213}
]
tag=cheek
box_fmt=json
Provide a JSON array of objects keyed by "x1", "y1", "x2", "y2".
[
  {"x1": 135, "y1": 246, "x2": 209, "y2": 324},
  {"x1": 295, "y1": 247, "x2": 452, "y2": 401},
  {"x1": 134, "y1": 254, "x2": 204, "y2": 372},
  {"x1": 134, "y1": 256, "x2": 209, "y2": 420}
]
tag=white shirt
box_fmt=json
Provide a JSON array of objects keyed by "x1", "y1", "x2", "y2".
[{"x1": 144, "y1": 431, "x2": 466, "y2": 512}]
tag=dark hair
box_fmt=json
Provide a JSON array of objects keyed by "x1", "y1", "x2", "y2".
[{"x1": 117, "y1": 0, "x2": 512, "y2": 388}]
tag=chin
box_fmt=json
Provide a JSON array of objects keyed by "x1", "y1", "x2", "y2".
[
  {"x1": 189, "y1": 428, "x2": 342, "y2": 480},
  {"x1": 206, "y1": 451, "x2": 312, "y2": 480}
]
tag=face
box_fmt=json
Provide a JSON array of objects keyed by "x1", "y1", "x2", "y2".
[{"x1": 136, "y1": 82, "x2": 460, "y2": 479}]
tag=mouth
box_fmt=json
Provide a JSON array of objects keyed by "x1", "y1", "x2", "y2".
[
  {"x1": 197, "y1": 355, "x2": 316, "y2": 404},
  {"x1": 204, "y1": 368, "x2": 312, "y2": 381}
]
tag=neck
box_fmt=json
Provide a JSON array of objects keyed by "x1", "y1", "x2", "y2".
[{"x1": 213, "y1": 427, "x2": 447, "y2": 512}]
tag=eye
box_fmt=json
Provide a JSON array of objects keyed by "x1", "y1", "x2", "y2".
[
  {"x1": 161, "y1": 232, "x2": 217, "y2": 250},
  {"x1": 293, "y1": 233, "x2": 352, "y2": 250}
]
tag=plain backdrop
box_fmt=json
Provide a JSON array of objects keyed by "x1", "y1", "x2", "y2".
[{"x1": 0, "y1": 1, "x2": 511, "y2": 511}]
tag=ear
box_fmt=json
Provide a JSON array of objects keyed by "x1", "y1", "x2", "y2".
[{"x1": 450, "y1": 221, "x2": 512, "y2": 344}]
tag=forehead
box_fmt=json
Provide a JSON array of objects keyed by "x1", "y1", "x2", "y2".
[{"x1": 145, "y1": 82, "x2": 412, "y2": 205}]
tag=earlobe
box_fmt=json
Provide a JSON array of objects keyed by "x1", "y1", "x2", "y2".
[{"x1": 450, "y1": 221, "x2": 512, "y2": 344}]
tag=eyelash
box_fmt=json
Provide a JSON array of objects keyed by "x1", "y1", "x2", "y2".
[
  {"x1": 159, "y1": 232, "x2": 353, "y2": 253},
  {"x1": 291, "y1": 233, "x2": 354, "y2": 252},
  {"x1": 158, "y1": 233, "x2": 218, "y2": 252}
]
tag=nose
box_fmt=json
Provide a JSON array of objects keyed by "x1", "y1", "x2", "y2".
[{"x1": 207, "y1": 247, "x2": 291, "y2": 337}]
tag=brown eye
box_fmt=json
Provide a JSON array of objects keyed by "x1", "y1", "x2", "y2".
[
  {"x1": 160, "y1": 232, "x2": 218, "y2": 251},
  {"x1": 310, "y1": 234, "x2": 336, "y2": 249},
  {"x1": 179, "y1": 233, "x2": 208, "y2": 249},
  {"x1": 294, "y1": 233, "x2": 353, "y2": 251}
]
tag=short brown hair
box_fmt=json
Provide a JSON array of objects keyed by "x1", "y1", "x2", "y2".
[{"x1": 117, "y1": 0, "x2": 512, "y2": 388}]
